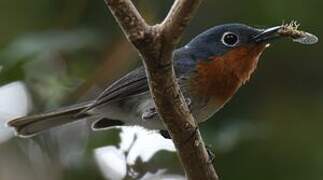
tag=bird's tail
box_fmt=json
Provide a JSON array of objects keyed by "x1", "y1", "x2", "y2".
[{"x1": 7, "y1": 101, "x2": 93, "y2": 137}]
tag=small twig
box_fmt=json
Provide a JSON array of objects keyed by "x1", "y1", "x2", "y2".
[
  {"x1": 104, "y1": 0, "x2": 150, "y2": 46},
  {"x1": 161, "y1": 0, "x2": 202, "y2": 45}
]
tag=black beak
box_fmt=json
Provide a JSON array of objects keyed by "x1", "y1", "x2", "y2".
[{"x1": 252, "y1": 26, "x2": 282, "y2": 43}]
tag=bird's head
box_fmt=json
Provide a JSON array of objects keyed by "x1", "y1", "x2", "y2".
[
  {"x1": 185, "y1": 23, "x2": 292, "y2": 103},
  {"x1": 186, "y1": 23, "x2": 285, "y2": 78}
]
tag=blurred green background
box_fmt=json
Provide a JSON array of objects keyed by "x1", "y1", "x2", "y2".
[{"x1": 0, "y1": 0, "x2": 322, "y2": 179}]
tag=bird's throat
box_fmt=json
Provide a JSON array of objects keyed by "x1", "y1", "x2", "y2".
[{"x1": 191, "y1": 44, "x2": 267, "y2": 104}]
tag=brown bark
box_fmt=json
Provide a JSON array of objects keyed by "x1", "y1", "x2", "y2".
[{"x1": 104, "y1": 0, "x2": 219, "y2": 179}]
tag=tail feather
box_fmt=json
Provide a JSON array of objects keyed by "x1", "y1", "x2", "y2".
[{"x1": 7, "y1": 101, "x2": 93, "y2": 137}]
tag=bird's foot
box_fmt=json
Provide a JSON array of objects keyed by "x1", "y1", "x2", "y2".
[
  {"x1": 159, "y1": 130, "x2": 171, "y2": 139},
  {"x1": 160, "y1": 129, "x2": 216, "y2": 164},
  {"x1": 185, "y1": 98, "x2": 192, "y2": 108},
  {"x1": 159, "y1": 126, "x2": 198, "y2": 142},
  {"x1": 205, "y1": 144, "x2": 216, "y2": 164},
  {"x1": 142, "y1": 107, "x2": 157, "y2": 120},
  {"x1": 143, "y1": 98, "x2": 190, "y2": 121}
]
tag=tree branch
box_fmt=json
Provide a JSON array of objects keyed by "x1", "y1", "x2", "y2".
[
  {"x1": 104, "y1": 0, "x2": 219, "y2": 179},
  {"x1": 104, "y1": 0, "x2": 149, "y2": 46},
  {"x1": 162, "y1": 0, "x2": 202, "y2": 45}
]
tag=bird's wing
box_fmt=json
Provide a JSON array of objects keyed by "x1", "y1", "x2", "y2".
[
  {"x1": 84, "y1": 49, "x2": 195, "y2": 112},
  {"x1": 85, "y1": 66, "x2": 149, "y2": 111}
]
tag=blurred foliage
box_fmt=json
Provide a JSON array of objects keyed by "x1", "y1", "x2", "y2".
[{"x1": 0, "y1": 0, "x2": 323, "y2": 180}]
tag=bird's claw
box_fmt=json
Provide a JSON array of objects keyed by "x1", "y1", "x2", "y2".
[
  {"x1": 159, "y1": 130, "x2": 171, "y2": 139},
  {"x1": 185, "y1": 98, "x2": 192, "y2": 108},
  {"x1": 142, "y1": 107, "x2": 157, "y2": 120},
  {"x1": 205, "y1": 144, "x2": 216, "y2": 164}
]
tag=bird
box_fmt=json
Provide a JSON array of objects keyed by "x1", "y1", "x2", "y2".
[{"x1": 7, "y1": 23, "x2": 296, "y2": 138}]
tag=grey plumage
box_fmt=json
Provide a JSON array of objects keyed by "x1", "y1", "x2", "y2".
[
  {"x1": 8, "y1": 23, "x2": 273, "y2": 137},
  {"x1": 8, "y1": 102, "x2": 93, "y2": 137}
]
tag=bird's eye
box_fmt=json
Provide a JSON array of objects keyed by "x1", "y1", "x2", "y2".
[{"x1": 221, "y1": 32, "x2": 239, "y2": 47}]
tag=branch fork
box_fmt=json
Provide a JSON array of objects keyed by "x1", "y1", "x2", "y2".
[{"x1": 104, "y1": 0, "x2": 218, "y2": 179}]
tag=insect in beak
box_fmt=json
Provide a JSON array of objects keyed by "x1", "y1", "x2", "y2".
[{"x1": 252, "y1": 21, "x2": 318, "y2": 45}]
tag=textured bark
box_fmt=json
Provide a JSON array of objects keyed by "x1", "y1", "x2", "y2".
[{"x1": 104, "y1": 0, "x2": 219, "y2": 179}]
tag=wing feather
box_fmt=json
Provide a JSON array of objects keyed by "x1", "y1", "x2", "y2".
[
  {"x1": 85, "y1": 67, "x2": 149, "y2": 111},
  {"x1": 84, "y1": 49, "x2": 196, "y2": 112}
]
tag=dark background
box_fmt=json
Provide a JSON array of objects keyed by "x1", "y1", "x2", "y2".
[{"x1": 0, "y1": 0, "x2": 322, "y2": 179}]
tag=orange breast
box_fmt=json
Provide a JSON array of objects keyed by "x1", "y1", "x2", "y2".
[{"x1": 190, "y1": 44, "x2": 267, "y2": 105}]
